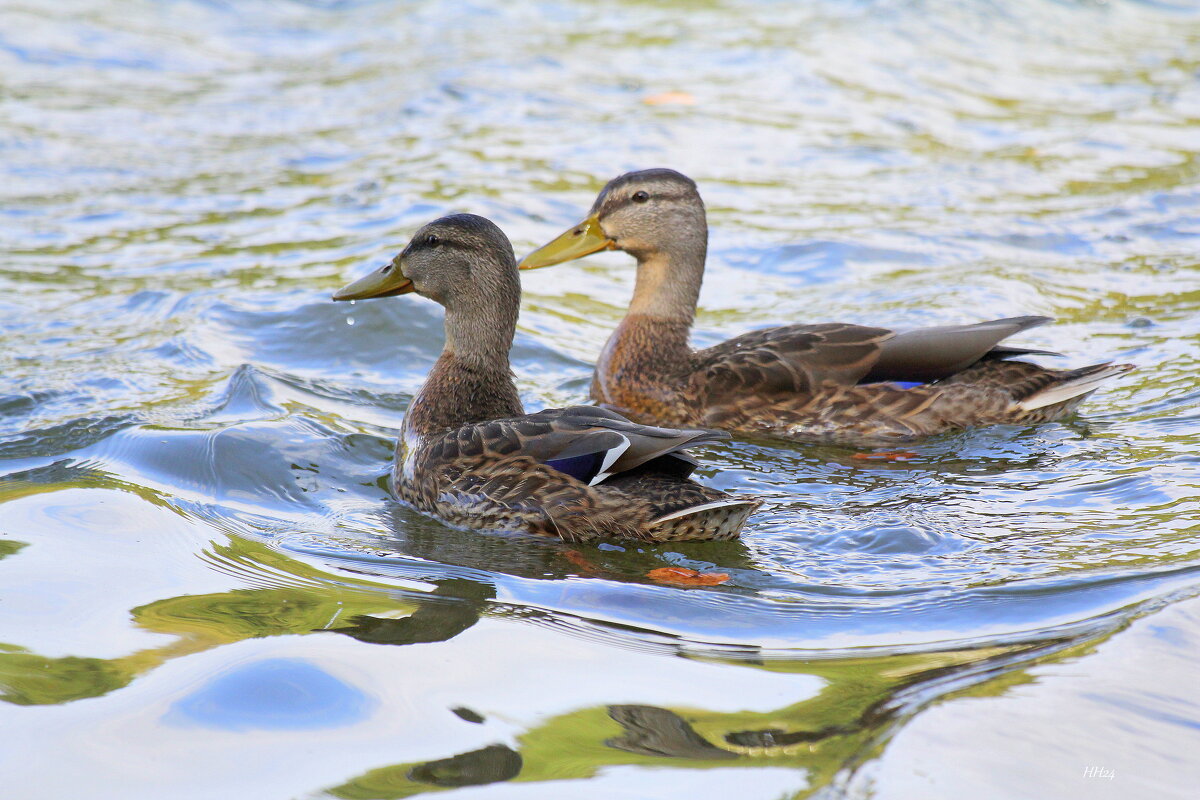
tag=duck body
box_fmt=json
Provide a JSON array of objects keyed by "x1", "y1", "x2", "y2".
[
  {"x1": 590, "y1": 312, "x2": 1131, "y2": 445},
  {"x1": 521, "y1": 169, "x2": 1133, "y2": 446},
  {"x1": 394, "y1": 398, "x2": 753, "y2": 542},
  {"x1": 334, "y1": 214, "x2": 758, "y2": 542}
]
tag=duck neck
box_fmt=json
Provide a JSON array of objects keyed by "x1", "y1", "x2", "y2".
[
  {"x1": 604, "y1": 235, "x2": 705, "y2": 370},
  {"x1": 406, "y1": 302, "x2": 523, "y2": 435},
  {"x1": 590, "y1": 248, "x2": 704, "y2": 406},
  {"x1": 626, "y1": 233, "x2": 705, "y2": 327}
]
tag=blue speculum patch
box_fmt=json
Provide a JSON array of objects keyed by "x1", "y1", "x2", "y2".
[
  {"x1": 860, "y1": 381, "x2": 926, "y2": 389},
  {"x1": 544, "y1": 451, "x2": 604, "y2": 483},
  {"x1": 165, "y1": 658, "x2": 375, "y2": 731}
]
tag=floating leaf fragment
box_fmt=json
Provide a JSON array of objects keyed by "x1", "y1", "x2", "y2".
[
  {"x1": 647, "y1": 567, "x2": 729, "y2": 586},
  {"x1": 852, "y1": 450, "x2": 920, "y2": 462},
  {"x1": 563, "y1": 549, "x2": 600, "y2": 572},
  {"x1": 643, "y1": 91, "x2": 696, "y2": 106}
]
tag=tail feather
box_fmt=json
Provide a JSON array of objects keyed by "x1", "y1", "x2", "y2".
[
  {"x1": 1017, "y1": 362, "x2": 1133, "y2": 411},
  {"x1": 647, "y1": 498, "x2": 761, "y2": 541}
]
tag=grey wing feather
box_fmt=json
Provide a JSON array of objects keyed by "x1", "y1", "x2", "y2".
[
  {"x1": 864, "y1": 316, "x2": 1053, "y2": 383},
  {"x1": 458, "y1": 406, "x2": 728, "y2": 479},
  {"x1": 544, "y1": 406, "x2": 729, "y2": 474}
]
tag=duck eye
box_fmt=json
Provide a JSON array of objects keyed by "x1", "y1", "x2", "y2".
[
  {"x1": 426, "y1": 234, "x2": 441, "y2": 246},
  {"x1": 632, "y1": 190, "x2": 650, "y2": 203}
]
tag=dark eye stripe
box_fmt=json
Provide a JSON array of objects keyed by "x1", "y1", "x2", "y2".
[
  {"x1": 412, "y1": 236, "x2": 472, "y2": 253},
  {"x1": 602, "y1": 189, "x2": 688, "y2": 215}
]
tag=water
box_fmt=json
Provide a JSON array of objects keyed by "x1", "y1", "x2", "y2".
[{"x1": 2, "y1": 0, "x2": 1198, "y2": 797}]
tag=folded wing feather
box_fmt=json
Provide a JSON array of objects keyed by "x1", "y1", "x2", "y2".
[{"x1": 480, "y1": 405, "x2": 728, "y2": 485}]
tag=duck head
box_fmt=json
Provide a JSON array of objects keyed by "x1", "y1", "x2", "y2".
[
  {"x1": 334, "y1": 213, "x2": 520, "y2": 314},
  {"x1": 520, "y1": 168, "x2": 706, "y2": 269}
]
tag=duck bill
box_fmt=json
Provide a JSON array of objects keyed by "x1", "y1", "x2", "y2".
[
  {"x1": 332, "y1": 261, "x2": 414, "y2": 301},
  {"x1": 519, "y1": 214, "x2": 615, "y2": 270}
]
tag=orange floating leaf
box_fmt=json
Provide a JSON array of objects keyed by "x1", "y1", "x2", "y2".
[
  {"x1": 643, "y1": 91, "x2": 696, "y2": 106},
  {"x1": 563, "y1": 549, "x2": 600, "y2": 572},
  {"x1": 852, "y1": 450, "x2": 920, "y2": 462},
  {"x1": 647, "y1": 567, "x2": 730, "y2": 586}
]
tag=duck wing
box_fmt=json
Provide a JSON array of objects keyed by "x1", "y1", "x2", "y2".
[
  {"x1": 863, "y1": 315, "x2": 1055, "y2": 383},
  {"x1": 693, "y1": 322, "x2": 895, "y2": 404},
  {"x1": 692, "y1": 317, "x2": 1058, "y2": 405},
  {"x1": 452, "y1": 405, "x2": 729, "y2": 486}
]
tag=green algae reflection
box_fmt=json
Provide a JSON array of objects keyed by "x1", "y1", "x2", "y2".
[
  {"x1": 0, "y1": 537, "x2": 490, "y2": 707},
  {"x1": 322, "y1": 640, "x2": 1057, "y2": 800}
]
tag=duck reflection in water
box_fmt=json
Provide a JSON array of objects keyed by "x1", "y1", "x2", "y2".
[
  {"x1": 372, "y1": 502, "x2": 760, "y2": 585},
  {"x1": 328, "y1": 577, "x2": 493, "y2": 647},
  {"x1": 606, "y1": 704, "x2": 737, "y2": 760},
  {"x1": 321, "y1": 637, "x2": 1064, "y2": 800},
  {"x1": 405, "y1": 743, "x2": 522, "y2": 789}
]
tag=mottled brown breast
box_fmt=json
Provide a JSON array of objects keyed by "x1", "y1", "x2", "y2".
[{"x1": 590, "y1": 315, "x2": 701, "y2": 426}]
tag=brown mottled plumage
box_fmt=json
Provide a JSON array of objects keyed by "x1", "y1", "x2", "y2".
[
  {"x1": 333, "y1": 214, "x2": 759, "y2": 542},
  {"x1": 521, "y1": 168, "x2": 1133, "y2": 445}
]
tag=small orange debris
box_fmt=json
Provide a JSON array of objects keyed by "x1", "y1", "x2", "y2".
[
  {"x1": 563, "y1": 549, "x2": 601, "y2": 573},
  {"x1": 647, "y1": 567, "x2": 730, "y2": 586},
  {"x1": 852, "y1": 451, "x2": 920, "y2": 462},
  {"x1": 643, "y1": 91, "x2": 696, "y2": 106}
]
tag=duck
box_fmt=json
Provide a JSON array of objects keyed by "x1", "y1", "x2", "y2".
[
  {"x1": 519, "y1": 168, "x2": 1133, "y2": 445},
  {"x1": 332, "y1": 213, "x2": 759, "y2": 542}
]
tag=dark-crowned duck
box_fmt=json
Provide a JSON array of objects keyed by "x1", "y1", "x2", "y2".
[
  {"x1": 520, "y1": 168, "x2": 1133, "y2": 445},
  {"x1": 333, "y1": 213, "x2": 759, "y2": 542}
]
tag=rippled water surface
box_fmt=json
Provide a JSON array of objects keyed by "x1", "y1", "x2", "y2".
[{"x1": 2, "y1": 1, "x2": 1199, "y2": 797}]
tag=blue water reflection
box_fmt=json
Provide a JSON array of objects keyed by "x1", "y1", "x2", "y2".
[{"x1": 166, "y1": 658, "x2": 374, "y2": 731}]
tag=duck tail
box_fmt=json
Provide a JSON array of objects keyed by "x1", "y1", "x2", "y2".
[
  {"x1": 646, "y1": 498, "x2": 761, "y2": 542},
  {"x1": 1017, "y1": 362, "x2": 1134, "y2": 412}
]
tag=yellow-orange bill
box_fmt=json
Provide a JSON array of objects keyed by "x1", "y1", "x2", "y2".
[
  {"x1": 519, "y1": 214, "x2": 614, "y2": 270},
  {"x1": 333, "y1": 259, "x2": 415, "y2": 301}
]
